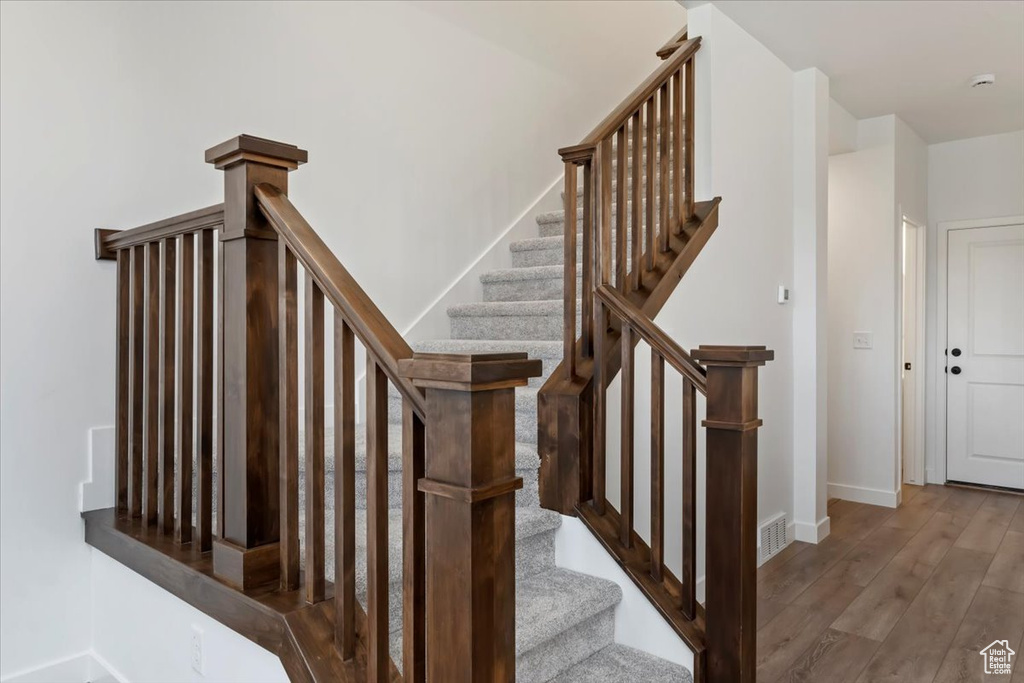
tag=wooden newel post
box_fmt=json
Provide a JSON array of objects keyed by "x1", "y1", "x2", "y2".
[
  {"x1": 691, "y1": 345, "x2": 773, "y2": 683},
  {"x1": 399, "y1": 352, "x2": 542, "y2": 683},
  {"x1": 205, "y1": 135, "x2": 307, "y2": 590}
]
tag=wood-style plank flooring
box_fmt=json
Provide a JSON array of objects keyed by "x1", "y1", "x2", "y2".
[{"x1": 756, "y1": 484, "x2": 1024, "y2": 682}]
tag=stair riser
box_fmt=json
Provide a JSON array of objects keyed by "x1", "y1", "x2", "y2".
[
  {"x1": 483, "y1": 275, "x2": 581, "y2": 303},
  {"x1": 517, "y1": 609, "x2": 616, "y2": 683},
  {"x1": 451, "y1": 314, "x2": 578, "y2": 341},
  {"x1": 538, "y1": 212, "x2": 666, "y2": 238}
]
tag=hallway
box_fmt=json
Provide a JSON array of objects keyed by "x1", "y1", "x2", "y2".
[{"x1": 756, "y1": 485, "x2": 1024, "y2": 682}]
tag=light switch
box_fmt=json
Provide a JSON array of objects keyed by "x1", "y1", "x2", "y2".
[{"x1": 853, "y1": 332, "x2": 873, "y2": 349}]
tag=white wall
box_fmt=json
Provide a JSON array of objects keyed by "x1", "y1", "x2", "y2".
[
  {"x1": 0, "y1": 1, "x2": 687, "y2": 675},
  {"x1": 925, "y1": 130, "x2": 1024, "y2": 483},
  {"x1": 826, "y1": 114, "x2": 928, "y2": 507},
  {"x1": 600, "y1": 3, "x2": 801, "y2": 583},
  {"x1": 90, "y1": 552, "x2": 288, "y2": 683},
  {"x1": 827, "y1": 123, "x2": 898, "y2": 506}
]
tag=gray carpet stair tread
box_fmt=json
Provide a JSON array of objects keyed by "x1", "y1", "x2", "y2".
[
  {"x1": 448, "y1": 299, "x2": 565, "y2": 317},
  {"x1": 414, "y1": 338, "x2": 562, "y2": 362},
  {"x1": 516, "y1": 568, "x2": 622, "y2": 656},
  {"x1": 480, "y1": 265, "x2": 575, "y2": 283},
  {"x1": 548, "y1": 644, "x2": 693, "y2": 683}
]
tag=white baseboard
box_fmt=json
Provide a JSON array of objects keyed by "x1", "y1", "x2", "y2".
[
  {"x1": 793, "y1": 516, "x2": 831, "y2": 543},
  {"x1": 0, "y1": 651, "x2": 123, "y2": 683},
  {"x1": 827, "y1": 482, "x2": 900, "y2": 508},
  {"x1": 81, "y1": 426, "x2": 115, "y2": 512}
]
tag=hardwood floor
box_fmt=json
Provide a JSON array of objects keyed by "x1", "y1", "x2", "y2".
[{"x1": 756, "y1": 485, "x2": 1024, "y2": 682}]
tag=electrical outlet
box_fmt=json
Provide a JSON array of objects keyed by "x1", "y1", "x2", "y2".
[
  {"x1": 191, "y1": 624, "x2": 204, "y2": 674},
  {"x1": 853, "y1": 331, "x2": 873, "y2": 349}
]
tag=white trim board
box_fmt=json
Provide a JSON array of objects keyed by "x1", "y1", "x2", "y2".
[
  {"x1": 793, "y1": 516, "x2": 830, "y2": 543},
  {"x1": 0, "y1": 652, "x2": 123, "y2": 683},
  {"x1": 930, "y1": 214, "x2": 1024, "y2": 485},
  {"x1": 827, "y1": 482, "x2": 900, "y2": 508}
]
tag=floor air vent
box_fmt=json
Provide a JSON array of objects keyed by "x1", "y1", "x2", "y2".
[{"x1": 759, "y1": 514, "x2": 788, "y2": 562}]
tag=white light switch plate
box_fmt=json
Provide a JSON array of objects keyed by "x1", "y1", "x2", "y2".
[{"x1": 853, "y1": 331, "x2": 873, "y2": 349}]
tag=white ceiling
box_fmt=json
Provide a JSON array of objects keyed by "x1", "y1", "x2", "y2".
[{"x1": 684, "y1": 0, "x2": 1024, "y2": 143}]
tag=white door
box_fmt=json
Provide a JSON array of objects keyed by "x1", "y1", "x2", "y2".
[
  {"x1": 946, "y1": 224, "x2": 1024, "y2": 489},
  {"x1": 902, "y1": 221, "x2": 919, "y2": 484}
]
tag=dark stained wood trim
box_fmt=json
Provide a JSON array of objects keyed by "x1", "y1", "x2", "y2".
[
  {"x1": 83, "y1": 508, "x2": 401, "y2": 683},
  {"x1": 560, "y1": 37, "x2": 700, "y2": 150},
  {"x1": 96, "y1": 228, "x2": 120, "y2": 261},
  {"x1": 304, "y1": 275, "x2": 326, "y2": 604},
  {"x1": 101, "y1": 205, "x2": 225, "y2": 252},
  {"x1": 596, "y1": 284, "x2": 707, "y2": 391},
  {"x1": 254, "y1": 184, "x2": 426, "y2": 420},
  {"x1": 114, "y1": 249, "x2": 130, "y2": 512},
  {"x1": 279, "y1": 243, "x2": 300, "y2": 591},
  {"x1": 196, "y1": 229, "x2": 214, "y2": 552},
  {"x1": 335, "y1": 316, "x2": 356, "y2": 659},
  {"x1": 656, "y1": 25, "x2": 689, "y2": 59},
  {"x1": 176, "y1": 233, "x2": 194, "y2": 545}
]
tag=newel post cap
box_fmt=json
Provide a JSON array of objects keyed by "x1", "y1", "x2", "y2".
[
  {"x1": 399, "y1": 352, "x2": 542, "y2": 392},
  {"x1": 691, "y1": 345, "x2": 774, "y2": 367},
  {"x1": 204, "y1": 134, "x2": 308, "y2": 171}
]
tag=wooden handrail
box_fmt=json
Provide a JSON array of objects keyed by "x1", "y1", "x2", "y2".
[
  {"x1": 656, "y1": 25, "x2": 689, "y2": 59},
  {"x1": 97, "y1": 204, "x2": 225, "y2": 256},
  {"x1": 596, "y1": 284, "x2": 707, "y2": 393},
  {"x1": 254, "y1": 183, "x2": 427, "y2": 420},
  {"x1": 558, "y1": 37, "x2": 700, "y2": 159}
]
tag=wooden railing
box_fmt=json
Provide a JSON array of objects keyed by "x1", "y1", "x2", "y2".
[
  {"x1": 540, "y1": 34, "x2": 773, "y2": 683},
  {"x1": 558, "y1": 37, "x2": 698, "y2": 381},
  {"x1": 95, "y1": 134, "x2": 539, "y2": 682},
  {"x1": 95, "y1": 205, "x2": 223, "y2": 551}
]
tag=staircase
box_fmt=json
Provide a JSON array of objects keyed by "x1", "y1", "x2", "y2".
[
  {"x1": 87, "y1": 25, "x2": 770, "y2": 683},
  {"x1": 298, "y1": 190, "x2": 694, "y2": 681}
]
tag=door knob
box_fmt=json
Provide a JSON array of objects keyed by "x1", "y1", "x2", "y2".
[
  {"x1": 951, "y1": 348, "x2": 962, "y2": 357},
  {"x1": 951, "y1": 366, "x2": 962, "y2": 375}
]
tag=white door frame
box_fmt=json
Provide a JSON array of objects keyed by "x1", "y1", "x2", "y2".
[
  {"x1": 899, "y1": 217, "x2": 927, "y2": 485},
  {"x1": 933, "y1": 214, "x2": 1024, "y2": 484}
]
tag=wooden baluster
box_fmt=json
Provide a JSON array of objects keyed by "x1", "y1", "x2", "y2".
[
  {"x1": 160, "y1": 237, "x2": 177, "y2": 535},
  {"x1": 659, "y1": 83, "x2": 670, "y2": 253},
  {"x1": 400, "y1": 353, "x2": 541, "y2": 683},
  {"x1": 673, "y1": 68, "x2": 684, "y2": 235},
  {"x1": 145, "y1": 241, "x2": 160, "y2": 526},
  {"x1": 175, "y1": 233, "x2": 194, "y2": 544},
  {"x1": 692, "y1": 346, "x2": 772, "y2": 683},
  {"x1": 681, "y1": 376, "x2": 697, "y2": 619},
  {"x1": 563, "y1": 162, "x2": 578, "y2": 379},
  {"x1": 366, "y1": 358, "x2": 389, "y2": 681},
  {"x1": 216, "y1": 233, "x2": 225, "y2": 540},
  {"x1": 619, "y1": 323, "x2": 634, "y2": 548},
  {"x1": 630, "y1": 111, "x2": 642, "y2": 291},
  {"x1": 279, "y1": 243, "x2": 299, "y2": 589},
  {"x1": 130, "y1": 245, "x2": 145, "y2": 518},
  {"x1": 581, "y1": 160, "x2": 593, "y2": 358},
  {"x1": 684, "y1": 58, "x2": 696, "y2": 222},
  {"x1": 196, "y1": 229, "x2": 214, "y2": 551},
  {"x1": 645, "y1": 97, "x2": 656, "y2": 270},
  {"x1": 304, "y1": 274, "x2": 326, "y2": 604},
  {"x1": 115, "y1": 249, "x2": 130, "y2": 513},
  {"x1": 615, "y1": 125, "x2": 627, "y2": 292},
  {"x1": 650, "y1": 349, "x2": 665, "y2": 581},
  {"x1": 592, "y1": 138, "x2": 612, "y2": 514},
  {"x1": 335, "y1": 316, "x2": 356, "y2": 658},
  {"x1": 402, "y1": 400, "x2": 426, "y2": 682}
]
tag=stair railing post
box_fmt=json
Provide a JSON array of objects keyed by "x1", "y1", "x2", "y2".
[
  {"x1": 205, "y1": 135, "x2": 307, "y2": 590},
  {"x1": 399, "y1": 352, "x2": 541, "y2": 683},
  {"x1": 691, "y1": 345, "x2": 773, "y2": 683}
]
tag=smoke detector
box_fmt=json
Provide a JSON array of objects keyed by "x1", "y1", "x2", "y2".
[{"x1": 971, "y1": 73, "x2": 996, "y2": 88}]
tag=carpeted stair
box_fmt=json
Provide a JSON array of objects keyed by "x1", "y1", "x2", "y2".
[{"x1": 297, "y1": 174, "x2": 692, "y2": 681}]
